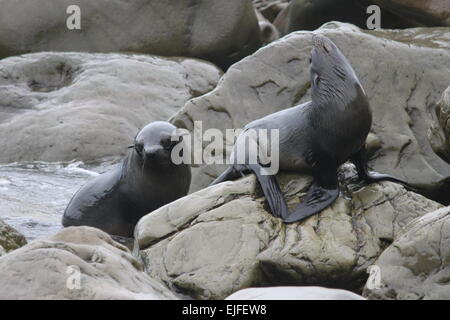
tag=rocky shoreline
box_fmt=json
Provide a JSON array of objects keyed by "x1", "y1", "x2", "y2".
[{"x1": 0, "y1": 0, "x2": 449, "y2": 300}]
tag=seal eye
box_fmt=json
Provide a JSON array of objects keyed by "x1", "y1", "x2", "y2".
[
  {"x1": 161, "y1": 138, "x2": 176, "y2": 150},
  {"x1": 135, "y1": 143, "x2": 144, "y2": 155}
]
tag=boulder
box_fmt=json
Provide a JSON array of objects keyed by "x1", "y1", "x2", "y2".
[
  {"x1": 170, "y1": 22, "x2": 450, "y2": 202},
  {"x1": 253, "y1": 0, "x2": 289, "y2": 22},
  {"x1": 363, "y1": 206, "x2": 450, "y2": 300},
  {"x1": 0, "y1": 218, "x2": 27, "y2": 255},
  {"x1": 226, "y1": 286, "x2": 365, "y2": 300},
  {"x1": 372, "y1": 0, "x2": 450, "y2": 27},
  {"x1": 279, "y1": 0, "x2": 415, "y2": 34},
  {"x1": 428, "y1": 85, "x2": 450, "y2": 164},
  {"x1": 0, "y1": 226, "x2": 177, "y2": 299},
  {"x1": 255, "y1": 9, "x2": 280, "y2": 45},
  {"x1": 0, "y1": 52, "x2": 221, "y2": 163},
  {"x1": 135, "y1": 168, "x2": 442, "y2": 300},
  {"x1": 0, "y1": 0, "x2": 262, "y2": 69}
]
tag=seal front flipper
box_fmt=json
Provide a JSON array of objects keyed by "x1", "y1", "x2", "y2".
[
  {"x1": 350, "y1": 147, "x2": 418, "y2": 192},
  {"x1": 247, "y1": 163, "x2": 289, "y2": 219},
  {"x1": 284, "y1": 161, "x2": 339, "y2": 223},
  {"x1": 210, "y1": 165, "x2": 247, "y2": 185}
]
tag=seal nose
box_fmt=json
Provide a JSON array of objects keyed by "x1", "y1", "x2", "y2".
[{"x1": 144, "y1": 146, "x2": 163, "y2": 159}]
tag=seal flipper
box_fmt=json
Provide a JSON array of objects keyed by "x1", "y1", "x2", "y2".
[
  {"x1": 247, "y1": 163, "x2": 289, "y2": 219},
  {"x1": 350, "y1": 147, "x2": 417, "y2": 192},
  {"x1": 210, "y1": 166, "x2": 246, "y2": 185},
  {"x1": 284, "y1": 161, "x2": 339, "y2": 223}
]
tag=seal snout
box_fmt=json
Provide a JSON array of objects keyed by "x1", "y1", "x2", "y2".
[
  {"x1": 142, "y1": 145, "x2": 171, "y2": 167},
  {"x1": 144, "y1": 145, "x2": 164, "y2": 159},
  {"x1": 312, "y1": 34, "x2": 332, "y2": 54}
]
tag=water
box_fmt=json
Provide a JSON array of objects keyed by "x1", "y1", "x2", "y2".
[{"x1": 0, "y1": 160, "x2": 118, "y2": 241}]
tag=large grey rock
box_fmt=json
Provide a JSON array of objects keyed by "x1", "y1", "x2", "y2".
[
  {"x1": 170, "y1": 22, "x2": 450, "y2": 201},
  {"x1": 0, "y1": 0, "x2": 261, "y2": 69},
  {"x1": 429, "y1": 85, "x2": 450, "y2": 163},
  {"x1": 372, "y1": 0, "x2": 450, "y2": 27},
  {"x1": 135, "y1": 169, "x2": 442, "y2": 300},
  {"x1": 0, "y1": 218, "x2": 27, "y2": 255},
  {"x1": 255, "y1": 8, "x2": 280, "y2": 45},
  {"x1": 0, "y1": 52, "x2": 221, "y2": 163},
  {"x1": 226, "y1": 286, "x2": 365, "y2": 300},
  {"x1": 279, "y1": 0, "x2": 415, "y2": 33},
  {"x1": 363, "y1": 206, "x2": 450, "y2": 300},
  {"x1": 253, "y1": 0, "x2": 289, "y2": 22},
  {"x1": 0, "y1": 227, "x2": 176, "y2": 299}
]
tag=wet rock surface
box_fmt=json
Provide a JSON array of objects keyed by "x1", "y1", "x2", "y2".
[{"x1": 0, "y1": 218, "x2": 27, "y2": 255}]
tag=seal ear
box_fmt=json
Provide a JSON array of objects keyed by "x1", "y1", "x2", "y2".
[{"x1": 127, "y1": 145, "x2": 134, "y2": 149}]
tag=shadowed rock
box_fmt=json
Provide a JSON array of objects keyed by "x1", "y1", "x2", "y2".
[
  {"x1": 0, "y1": 218, "x2": 27, "y2": 255},
  {"x1": 429, "y1": 85, "x2": 450, "y2": 164},
  {"x1": 0, "y1": 0, "x2": 262, "y2": 69}
]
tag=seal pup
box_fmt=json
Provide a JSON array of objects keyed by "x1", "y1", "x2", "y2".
[
  {"x1": 211, "y1": 34, "x2": 414, "y2": 223},
  {"x1": 62, "y1": 121, "x2": 191, "y2": 237}
]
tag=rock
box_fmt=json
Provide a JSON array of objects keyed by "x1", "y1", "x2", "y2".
[
  {"x1": 372, "y1": 0, "x2": 450, "y2": 27},
  {"x1": 0, "y1": 52, "x2": 221, "y2": 163},
  {"x1": 428, "y1": 86, "x2": 450, "y2": 164},
  {"x1": 363, "y1": 206, "x2": 450, "y2": 300},
  {"x1": 226, "y1": 286, "x2": 365, "y2": 300},
  {"x1": 279, "y1": 0, "x2": 415, "y2": 34},
  {"x1": 253, "y1": 0, "x2": 289, "y2": 22},
  {"x1": 0, "y1": 226, "x2": 177, "y2": 299},
  {"x1": 0, "y1": 218, "x2": 27, "y2": 255},
  {"x1": 255, "y1": 9, "x2": 280, "y2": 45},
  {"x1": 135, "y1": 168, "x2": 442, "y2": 300},
  {"x1": 273, "y1": 4, "x2": 291, "y2": 35},
  {"x1": 0, "y1": 0, "x2": 262, "y2": 69},
  {"x1": 170, "y1": 22, "x2": 450, "y2": 202}
]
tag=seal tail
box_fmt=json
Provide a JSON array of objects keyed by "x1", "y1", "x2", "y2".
[{"x1": 247, "y1": 163, "x2": 289, "y2": 219}]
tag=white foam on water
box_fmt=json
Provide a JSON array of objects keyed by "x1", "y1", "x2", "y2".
[{"x1": 0, "y1": 159, "x2": 118, "y2": 241}]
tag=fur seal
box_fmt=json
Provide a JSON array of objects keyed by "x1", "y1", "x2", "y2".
[
  {"x1": 211, "y1": 34, "x2": 414, "y2": 223},
  {"x1": 62, "y1": 121, "x2": 191, "y2": 237}
]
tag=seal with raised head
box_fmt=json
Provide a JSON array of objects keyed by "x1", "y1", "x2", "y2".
[
  {"x1": 211, "y1": 34, "x2": 414, "y2": 223},
  {"x1": 62, "y1": 121, "x2": 191, "y2": 237}
]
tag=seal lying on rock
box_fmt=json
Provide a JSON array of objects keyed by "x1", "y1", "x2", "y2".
[
  {"x1": 62, "y1": 121, "x2": 191, "y2": 237},
  {"x1": 211, "y1": 34, "x2": 414, "y2": 223}
]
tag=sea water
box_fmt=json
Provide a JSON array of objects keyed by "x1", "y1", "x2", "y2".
[{"x1": 0, "y1": 160, "x2": 118, "y2": 240}]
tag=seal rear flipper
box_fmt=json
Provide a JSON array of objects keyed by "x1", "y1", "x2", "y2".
[
  {"x1": 284, "y1": 182, "x2": 339, "y2": 223},
  {"x1": 350, "y1": 147, "x2": 418, "y2": 192},
  {"x1": 247, "y1": 163, "x2": 289, "y2": 219}
]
